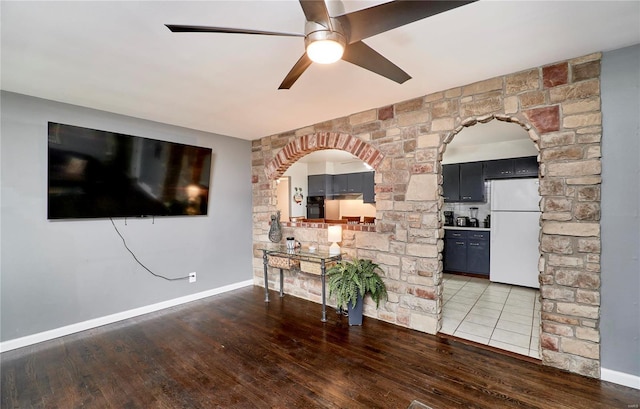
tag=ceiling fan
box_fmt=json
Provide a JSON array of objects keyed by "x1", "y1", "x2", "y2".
[{"x1": 166, "y1": 0, "x2": 476, "y2": 89}]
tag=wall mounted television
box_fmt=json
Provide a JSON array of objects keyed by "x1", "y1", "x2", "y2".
[{"x1": 47, "y1": 122, "x2": 212, "y2": 220}]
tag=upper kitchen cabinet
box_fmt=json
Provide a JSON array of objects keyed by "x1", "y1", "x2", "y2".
[
  {"x1": 443, "y1": 164, "x2": 460, "y2": 202},
  {"x1": 513, "y1": 156, "x2": 539, "y2": 177},
  {"x1": 362, "y1": 171, "x2": 375, "y2": 203},
  {"x1": 333, "y1": 174, "x2": 348, "y2": 194},
  {"x1": 443, "y1": 162, "x2": 484, "y2": 202},
  {"x1": 484, "y1": 156, "x2": 537, "y2": 179},
  {"x1": 333, "y1": 172, "x2": 368, "y2": 195},
  {"x1": 308, "y1": 174, "x2": 333, "y2": 196}
]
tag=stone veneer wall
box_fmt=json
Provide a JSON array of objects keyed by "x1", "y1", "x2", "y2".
[{"x1": 252, "y1": 53, "x2": 603, "y2": 378}]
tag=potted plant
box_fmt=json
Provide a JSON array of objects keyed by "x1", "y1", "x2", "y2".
[{"x1": 326, "y1": 258, "x2": 388, "y2": 326}]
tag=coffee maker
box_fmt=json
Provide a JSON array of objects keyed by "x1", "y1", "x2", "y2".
[{"x1": 444, "y1": 211, "x2": 454, "y2": 226}]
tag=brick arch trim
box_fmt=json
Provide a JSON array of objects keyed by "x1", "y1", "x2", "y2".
[
  {"x1": 442, "y1": 114, "x2": 540, "y2": 149},
  {"x1": 264, "y1": 132, "x2": 385, "y2": 180}
]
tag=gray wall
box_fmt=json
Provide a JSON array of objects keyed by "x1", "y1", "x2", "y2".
[
  {"x1": 601, "y1": 44, "x2": 640, "y2": 377},
  {"x1": 0, "y1": 91, "x2": 253, "y2": 342}
]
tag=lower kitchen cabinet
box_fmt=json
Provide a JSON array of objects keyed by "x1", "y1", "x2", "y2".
[{"x1": 444, "y1": 229, "x2": 490, "y2": 276}]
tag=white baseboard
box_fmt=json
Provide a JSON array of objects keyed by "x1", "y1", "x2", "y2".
[
  {"x1": 601, "y1": 367, "x2": 640, "y2": 390},
  {"x1": 0, "y1": 280, "x2": 253, "y2": 353}
]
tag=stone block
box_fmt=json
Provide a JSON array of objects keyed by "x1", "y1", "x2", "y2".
[
  {"x1": 541, "y1": 285, "x2": 576, "y2": 302},
  {"x1": 574, "y1": 203, "x2": 600, "y2": 221},
  {"x1": 460, "y1": 96, "x2": 502, "y2": 117},
  {"x1": 585, "y1": 146, "x2": 601, "y2": 159},
  {"x1": 543, "y1": 222, "x2": 599, "y2": 237},
  {"x1": 546, "y1": 159, "x2": 601, "y2": 177},
  {"x1": 548, "y1": 254, "x2": 583, "y2": 267},
  {"x1": 431, "y1": 117, "x2": 454, "y2": 132},
  {"x1": 562, "y1": 97, "x2": 600, "y2": 115},
  {"x1": 539, "y1": 179, "x2": 566, "y2": 196},
  {"x1": 417, "y1": 133, "x2": 441, "y2": 148},
  {"x1": 576, "y1": 327, "x2": 600, "y2": 342},
  {"x1": 577, "y1": 186, "x2": 600, "y2": 201},
  {"x1": 576, "y1": 289, "x2": 600, "y2": 305},
  {"x1": 396, "y1": 97, "x2": 424, "y2": 113},
  {"x1": 539, "y1": 131, "x2": 576, "y2": 148},
  {"x1": 572, "y1": 60, "x2": 601, "y2": 82},
  {"x1": 563, "y1": 112, "x2": 602, "y2": 129},
  {"x1": 410, "y1": 312, "x2": 438, "y2": 334},
  {"x1": 355, "y1": 231, "x2": 390, "y2": 251},
  {"x1": 524, "y1": 105, "x2": 560, "y2": 133},
  {"x1": 504, "y1": 95, "x2": 519, "y2": 114},
  {"x1": 462, "y1": 77, "x2": 503, "y2": 96},
  {"x1": 506, "y1": 69, "x2": 540, "y2": 94},
  {"x1": 556, "y1": 302, "x2": 599, "y2": 319},
  {"x1": 431, "y1": 99, "x2": 459, "y2": 118},
  {"x1": 349, "y1": 109, "x2": 377, "y2": 126},
  {"x1": 543, "y1": 322, "x2": 574, "y2": 336},
  {"x1": 577, "y1": 238, "x2": 600, "y2": 253},
  {"x1": 519, "y1": 90, "x2": 546, "y2": 108},
  {"x1": 541, "y1": 146, "x2": 584, "y2": 161},
  {"x1": 541, "y1": 312, "x2": 581, "y2": 326},
  {"x1": 561, "y1": 338, "x2": 599, "y2": 360},
  {"x1": 549, "y1": 79, "x2": 600, "y2": 103},
  {"x1": 445, "y1": 87, "x2": 462, "y2": 98},
  {"x1": 406, "y1": 243, "x2": 438, "y2": 258},
  {"x1": 405, "y1": 174, "x2": 438, "y2": 201},
  {"x1": 415, "y1": 149, "x2": 438, "y2": 163},
  {"x1": 543, "y1": 350, "x2": 600, "y2": 378},
  {"x1": 378, "y1": 105, "x2": 394, "y2": 121},
  {"x1": 542, "y1": 197, "x2": 573, "y2": 212},
  {"x1": 398, "y1": 111, "x2": 429, "y2": 127},
  {"x1": 407, "y1": 285, "x2": 437, "y2": 300},
  {"x1": 541, "y1": 333, "x2": 560, "y2": 351},
  {"x1": 566, "y1": 176, "x2": 601, "y2": 185},
  {"x1": 541, "y1": 235, "x2": 573, "y2": 254},
  {"x1": 543, "y1": 62, "x2": 569, "y2": 88}
]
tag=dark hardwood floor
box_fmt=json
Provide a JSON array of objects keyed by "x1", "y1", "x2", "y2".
[{"x1": 2, "y1": 286, "x2": 638, "y2": 409}]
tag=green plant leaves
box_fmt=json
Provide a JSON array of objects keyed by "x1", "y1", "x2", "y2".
[{"x1": 326, "y1": 258, "x2": 388, "y2": 309}]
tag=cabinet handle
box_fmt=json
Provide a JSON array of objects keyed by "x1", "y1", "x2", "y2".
[
  {"x1": 462, "y1": 196, "x2": 471, "y2": 199},
  {"x1": 469, "y1": 243, "x2": 480, "y2": 246},
  {"x1": 456, "y1": 241, "x2": 465, "y2": 245}
]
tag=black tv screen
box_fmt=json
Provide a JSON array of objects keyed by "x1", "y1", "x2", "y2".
[{"x1": 47, "y1": 122, "x2": 212, "y2": 219}]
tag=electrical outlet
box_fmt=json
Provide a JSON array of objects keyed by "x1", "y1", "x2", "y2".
[{"x1": 189, "y1": 272, "x2": 196, "y2": 283}]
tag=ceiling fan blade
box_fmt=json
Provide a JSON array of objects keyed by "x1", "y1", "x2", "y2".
[
  {"x1": 279, "y1": 53, "x2": 313, "y2": 89},
  {"x1": 336, "y1": 0, "x2": 476, "y2": 43},
  {"x1": 298, "y1": 0, "x2": 332, "y2": 29},
  {"x1": 165, "y1": 24, "x2": 304, "y2": 37},
  {"x1": 342, "y1": 41, "x2": 410, "y2": 84}
]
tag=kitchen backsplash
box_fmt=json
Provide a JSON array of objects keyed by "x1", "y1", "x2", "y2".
[{"x1": 443, "y1": 181, "x2": 492, "y2": 222}]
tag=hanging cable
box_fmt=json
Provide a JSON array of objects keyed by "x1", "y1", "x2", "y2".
[{"x1": 110, "y1": 217, "x2": 189, "y2": 282}]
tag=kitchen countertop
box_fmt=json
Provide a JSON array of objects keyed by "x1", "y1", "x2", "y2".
[{"x1": 444, "y1": 226, "x2": 491, "y2": 232}]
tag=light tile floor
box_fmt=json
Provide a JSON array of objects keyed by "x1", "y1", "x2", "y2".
[{"x1": 441, "y1": 273, "x2": 541, "y2": 359}]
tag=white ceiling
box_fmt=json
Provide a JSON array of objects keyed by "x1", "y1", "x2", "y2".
[{"x1": 2, "y1": 1, "x2": 639, "y2": 141}]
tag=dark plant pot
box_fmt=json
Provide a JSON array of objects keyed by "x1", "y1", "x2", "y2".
[{"x1": 347, "y1": 294, "x2": 364, "y2": 326}]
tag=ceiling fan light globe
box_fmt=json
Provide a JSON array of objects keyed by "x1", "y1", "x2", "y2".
[{"x1": 307, "y1": 39, "x2": 344, "y2": 64}]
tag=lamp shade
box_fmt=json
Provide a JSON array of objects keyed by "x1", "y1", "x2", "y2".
[{"x1": 327, "y1": 225, "x2": 342, "y2": 243}]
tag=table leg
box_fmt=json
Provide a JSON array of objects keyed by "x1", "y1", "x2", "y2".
[
  {"x1": 321, "y1": 259, "x2": 327, "y2": 322},
  {"x1": 262, "y1": 250, "x2": 269, "y2": 303},
  {"x1": 279, "y1": 268, "x2": 284, "y2": 297}
]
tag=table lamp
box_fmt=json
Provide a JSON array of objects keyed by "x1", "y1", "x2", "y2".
[{"x1": 327, "y1": 225, "x2": 342, "y2": 256}]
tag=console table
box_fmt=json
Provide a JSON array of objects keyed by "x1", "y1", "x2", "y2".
[{"x1": 261, "y1": 247, "x2": 342, "y2": 322}]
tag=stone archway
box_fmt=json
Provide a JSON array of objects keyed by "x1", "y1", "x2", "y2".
[
  {"x1": 264, "y1": 132, "x2": 384, "y2": 180},
  {"x1": 253, "y1": 52, "x2": 604, "y2": 378},
  {"x1": 437, "y1": 114, "x2": 542, "y2": 353}
]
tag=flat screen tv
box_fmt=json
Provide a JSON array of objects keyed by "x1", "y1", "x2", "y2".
[{"x1": 47, "y1": 122, "x2": 212, "y2": 220}]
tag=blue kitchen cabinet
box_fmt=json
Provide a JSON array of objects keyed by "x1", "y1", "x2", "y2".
[
  {"x1": 444, "y1": 229, "x2": 490, "y2": 276},
  {"x1": 466, "y1": 231, "x2": 490, "y2": 276}
]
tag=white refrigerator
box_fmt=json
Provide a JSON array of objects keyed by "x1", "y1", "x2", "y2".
[{"x1": 490, "y1": 178, "x2": 541, "y2": 288}]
